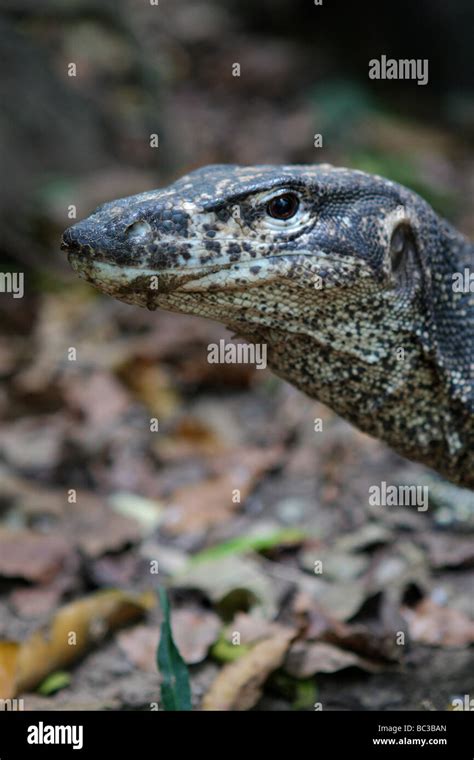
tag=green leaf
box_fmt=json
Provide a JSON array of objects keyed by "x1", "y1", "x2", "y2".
[
  {"x1": 292, "y1": 679, "x2": 319, "y2": 711},
  {"x1": 190, "y1": 528, "x2": 305, "y2": 564},
  {"x1": 210, "y1": 632, "x2": 251, "y2": 663},
  {"x1": 269, "y1": 672, "x2": 318, "y2": 710},
  {"x1": 37, "y1": 671, "x2": 71, "y2": 696},
  {"x1": 157, "y1": 588, "x2": 192, "y2": 711}
]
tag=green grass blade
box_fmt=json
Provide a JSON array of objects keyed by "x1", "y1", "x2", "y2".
[
  {"x1": 157, "y1": 588, "x2": 192, "y2": 711},
  {"x1": 190, "y1": 528, "x2": 305, "y2": 564}
]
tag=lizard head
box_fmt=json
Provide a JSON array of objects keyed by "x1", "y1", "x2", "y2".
[
  {"x1": 62, "y1": 163, "x2": 472, "y2": 426},
  {"x1": 62, "y1": 163, "x2": 434, "y2": 356}
]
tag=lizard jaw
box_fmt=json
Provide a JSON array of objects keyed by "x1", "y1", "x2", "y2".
[{"x1": 67, "y1": 248, "x2": 357, "y2": 303}]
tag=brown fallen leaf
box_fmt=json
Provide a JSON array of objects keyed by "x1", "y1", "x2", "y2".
[
  {"x1": 299, "y1": 575, "x2": 368, "y2": 622},
  {"x1": 0, "y1": 472, "x2": 66, "y2": 519},
  {"x1": 0, "y1": 643, "x2": 18, "y2": 699},
  {"x1": 0, "y1": 415, "x2": 66, "y2": 475},
  {"x1": 284, "y1": 641, "x2": 383, "y2": 678},
  {"x1": 401, "y1": 598, "x2": 474, "y2": 647},
  {"x1": 62, "y1": 370, "x2": 131, "y2": 434},
  {"x1": 118, "y1": 358, "x2": 180, "y2": 420},
  {"x1": 161, "y1": 446, "x2": 283, "y2": 534},
  {"x1": 116, "y1": 625, "x2": 159, "y2": 672},
  {"x1": 64, "y1": 492, "x2": 142, "y2": 558},
  {"x1": 124, "y1": 313, "x2": 258, "y2": 390},
  {"x1": 0, "y1": 482, "x2": 142, "y2": 559},
  {"x1": 156, "y1": 415, "x2": 224, "y2": 460},
  {"x1": 228, "y1": 612, "x2": 291, "y2": 645},
  {"x1": 175, "y1": 348, "x2": 259, "y2": 388},
  {"x1": 161, "y1": 473, "x2": 240, "y2": 534},
  {"x1": 0, "y1": 529, "x2": 71, "y2": 583},
  {"x1": 420, "y1": 533, "x2": 474, "y2": 569},
  {"x1": 291, "y1": 591, "x2": 400, "y2": 663},
  {"x1": 202, "y1": 629, "x2": 294, "y2": 711},
  {"x1": 9, "y1": 587, "x2": 63, "y2": 618},
  {"x1": 0, "y1": 589, "x2": 155, "y2": 698},
  {"x1": 172, "y1": 608, "x2": 222, "y2": 664},
  {"x1": 9, "y1": 566, "x2": 78, "y2": 619},
  {"x1": 118, "y1": 608, "x2": 221, "y2": 669}
]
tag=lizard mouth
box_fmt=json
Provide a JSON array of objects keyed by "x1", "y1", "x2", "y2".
[{"x1": 66, "y1": 249, "x2": 326, "y2": 297}]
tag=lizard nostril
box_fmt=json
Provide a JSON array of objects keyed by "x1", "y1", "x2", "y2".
[
  {"x1": 61, "y1": 227, "x2": 80, "y2": 252},
  {"x1": 61, "y1": 223, "x2": 94, "y2": 255},
  {"x1": 125, "y1": 220, "x2": 152, "y2": 242}
]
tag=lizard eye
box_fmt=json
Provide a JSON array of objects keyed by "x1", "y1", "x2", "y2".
[
  {"x1": 390, "y1": 223, "x2": 415, "y2": 272},
  {"x1": 266, "y1": 193, "x2": 299, "y2": 220}
]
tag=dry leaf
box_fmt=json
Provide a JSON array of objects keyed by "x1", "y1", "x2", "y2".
[
  {"x1": 10, "y1": 583, "x2": 68, "y2": 619},
  {"x1": 285, "y1": 641, "x2": 382, "y2": 678},
  {"x1": 118, "y1": 608, "x2": 220, "y2": 670},
  {"x1": 63, "y1": 370, "x2": 131, "y2": 432},
  {"x1": 202, "y1": 629, "x2": 294, "y2": 710},
  {"x1": 0, "y1": 487, "x2": 142, "y2": 560},
  {"x1": 116, "y1": 625, "x2": 159, "y2": 672},
  {"x1": 0, "y1": 589, "x2": 154, "y2": 698},
  {"x1": 161, "y1": 473, "x2": 240, "y2": 534},
  {"x1": 291, "y1": 591, "x2": 400, "y2": 662},
  {"x1": 63, "y1": 492, "x2": 142, "y2": 558},
  {"x1": 108, "y1": 492, "x2": 163, "y2": 535},
  {"x1": 401, "y1": 599, "x2": 474, "y2": 647},
  {"x1": 421, "y1": 533, "x2": 474, "y2": 569},
  {"x1": 119, "y1": 359, "x2": 180, "y2": 420},
  {"x1": 171, "y1": 555, "x2": 278, "y2": 618},
  {"x1": 229, "y1": 612, "x2": 290, "y2": 644},
  {"x1": 299, "y1": 575, "x2": 368, "y2": 621},
  {"x1": 172, "y1": 608, "x2": 221, "y2": 664},
  {"x1": 161, "y1": 446, "x2": 283, "y2": 534},
  {"x1": 0, "y1": 529, "x2": 71, "y2": 583},
  {"x1": 0, "y1": 415, "x2": 66, "y2": 474},
  {"x1": 156, "y1": 416, "x2": 223, "y2": 460}
]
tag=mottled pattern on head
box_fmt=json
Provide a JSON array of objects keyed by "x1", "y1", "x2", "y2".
[{"x1": 63, "y1": 164, "x2": 473, "y2": 487}]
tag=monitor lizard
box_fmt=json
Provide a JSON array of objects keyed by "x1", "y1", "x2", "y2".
[{"x1": 61, "y1": 164, "x2": 474, "y2": 488}]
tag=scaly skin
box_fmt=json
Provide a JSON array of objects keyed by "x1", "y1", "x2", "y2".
[{"x1": 62, "y1": 164, "x2": 474, "y2": 488}]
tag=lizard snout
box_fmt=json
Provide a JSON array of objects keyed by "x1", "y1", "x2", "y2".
[
  {"x1": 61, "y1": 220, "x2": 96, "y2": 257},
  {"x1": 61, "y1": 225, "x2": 82, "y2": 252},
  {"x1": 61, "y1": 214, "x2": 115, "y2": 265}
]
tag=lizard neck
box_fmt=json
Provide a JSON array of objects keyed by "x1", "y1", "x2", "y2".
[{"x1": 233, "y1": 322, "x2": 473, "y2": 487}]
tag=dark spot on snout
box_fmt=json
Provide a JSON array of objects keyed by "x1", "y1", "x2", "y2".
[
  {"x1": 61, "y1": 222, "x2": 97, "y2": 257},
  {"x1": 61, "y1": 226, "x2": 82, "y2": 252}
]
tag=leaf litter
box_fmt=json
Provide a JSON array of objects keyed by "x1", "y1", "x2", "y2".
[{"x1": 0, "y1": 290, "x2": 472, "y2": 711}]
